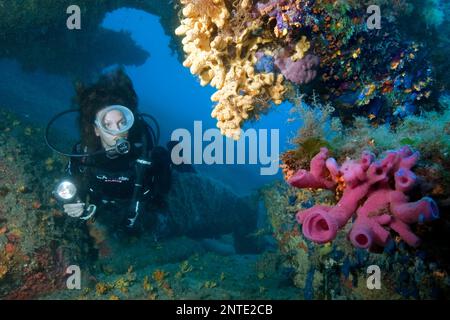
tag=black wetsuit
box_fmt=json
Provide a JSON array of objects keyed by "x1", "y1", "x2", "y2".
[{"x1": 65, "y1": 132, "x2": 171, "y2": 231}]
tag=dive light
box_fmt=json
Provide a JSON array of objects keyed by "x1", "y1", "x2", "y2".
[
  {"x1": 54, "y1": 180, "x2": 77, "y2": 203},
  {"x1": 53, "y1": 180, "x2": 97, "y2": 220}
]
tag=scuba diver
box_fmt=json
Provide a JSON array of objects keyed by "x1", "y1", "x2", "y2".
[
  {"x1": 47, "y1": 68, "x2": 171, "y2": 237},
  {"x1": 47, "y1": 68, "x2": 264, "y2": 259}
]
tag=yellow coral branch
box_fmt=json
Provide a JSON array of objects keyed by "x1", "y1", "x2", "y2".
[
  {"x1": 176, "y1": 0, "x2": 287, "y2": 139},
  {"x1": 291, "y1": 36, "x2": 311, "y2": 61}
]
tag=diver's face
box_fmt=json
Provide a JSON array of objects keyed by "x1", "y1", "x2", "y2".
[{"x1": 94, "y1": 109, "x2": 129, "y2": 150}]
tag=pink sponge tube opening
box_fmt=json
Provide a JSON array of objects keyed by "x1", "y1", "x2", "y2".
[
  {"x1": 296, "y1": 205, "x2": 331, "y2": 224},
  {"x1": 349, "y1": 225, "x2": 373, "y2": 249},
  {"x1": 394, "y1": 168, "x2": 417, "y2": 192},
  {"x1": 349, "y1": 216, "x2": 391, "y2": 249},
  {"x1": 300, "y1": 206, "x2": 339, "y2": 243},
  {"x1": 360, "y1": 150, "x2": 375, "y2": 171},
  {"x1": 367, "y1": 161, "x2": 389, "y2": 185}
]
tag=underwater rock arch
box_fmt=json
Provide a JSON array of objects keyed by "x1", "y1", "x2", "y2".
[{"x1": 0, "y1": 0, "x2": 182, "y2": 81}]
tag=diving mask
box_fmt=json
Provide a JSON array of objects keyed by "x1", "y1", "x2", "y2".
[{"x1": 95, "y1": 105, "x2": 135, "y2": 136}]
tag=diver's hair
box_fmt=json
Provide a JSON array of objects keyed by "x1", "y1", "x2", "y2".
[{"x1": 75, "y1": 67, "x2": 138, "y2": 151}]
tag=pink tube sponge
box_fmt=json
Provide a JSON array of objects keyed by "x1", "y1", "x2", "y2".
[
  {"x1": 394, "y1": 168, "x2": 417, "y2": 192},
  {"x1": 340, "y1": 159, "x2": 367, "y2": 187},
  {"x1": 297, "y1": 177, "x2": 370, "y2": 243},
  {"x1": 288, "y1": 146, "x2": 439, "y2": 249},
  {"x1": 389, "y1": 218, "x2": 421, "y2": 247},
  {"x1": 390, "y1": 191, "x2": 440, "y2": 224},
  {"x1": 349, "y1": 189, "x2": 392, "y2": 248},
  {"x1": 360, "y1": 150, "x2": 375, "y2": 170},
  {"x1": 397, "y1": 146, "x2": 420, "y2": 170},
  {"x1": 288, "y1": 147, "x2": 335, "y2": 189},
  {"x1": 350, "y1": 214, "x2": 392, "y2": 248},
  {"x1": 298, "y1": 205, "x2": 337, "y2": 243}
]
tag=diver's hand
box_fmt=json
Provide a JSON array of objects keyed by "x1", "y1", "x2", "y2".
[{"x1": 63, "y1": 202, "x2": 85, "y2": 218}]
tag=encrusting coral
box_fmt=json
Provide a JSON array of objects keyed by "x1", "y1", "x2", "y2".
[
  {"x1": 275, "y1": 52, "x2": 319, "y2": 85},
  {"x1": 175, "y1": 0, "x2": 287, "y2": 139},
  {"x1": 175, "y1": 0, "x2": 447, "y2": 138}
]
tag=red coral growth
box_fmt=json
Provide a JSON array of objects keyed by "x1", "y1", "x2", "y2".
[
  {"x1": 5, "y1": 247, "x2": 67, "y2": 299},
  {"x1": 6, "y1": 232, "x2": 20, "y2": 243},
  {"x1": 5, "y1": 272, "x2": 59, "y2": 300},
  {"x1": 5, "y1": 243, "x2": 15, "y2": 254}
]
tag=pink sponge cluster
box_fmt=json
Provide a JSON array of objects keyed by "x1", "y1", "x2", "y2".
[{"x1": 288, "y1": 146, "x2": 439, "y2": 249}]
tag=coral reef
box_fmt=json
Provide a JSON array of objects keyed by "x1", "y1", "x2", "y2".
[
  {"x1": 397, "y1": 0, "x2": 450, "y2": 89},
  {"x1": 175, "y1": 0, "x2": 447, "y2": 137},
  {"x1": 0, "y1": 108, "x2": 92, "y2": 299},
  {"x1": 282, "y1": 93, "x2": 450, "y2": 197},
  {"x1": 275, "y1": 53, "x2": 319, "y2": 85},
  {"x1": 271, "y1": 93, "x2": 450, "y2": 298},
  {"x1": 175, "y1": 0, "x2": 287, "y2": 139},
  {"x1": 3, "y1": 1, "x2": 447, "y2": 136},
  {"x1": 261, "y1": 180, "x2": 450, "y2": 299},
  {"x1": 289, "y1": 146, "x2": 439, "y2": 248}
]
